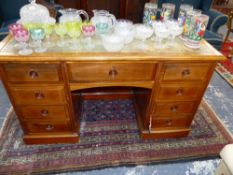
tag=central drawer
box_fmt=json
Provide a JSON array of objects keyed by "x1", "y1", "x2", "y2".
[
  {"x1": 67, "y1": 63, "x2": 156, "y2": 82},
  {"x1": 10, "y1": 85, "x2": 66, "y2": 105}
]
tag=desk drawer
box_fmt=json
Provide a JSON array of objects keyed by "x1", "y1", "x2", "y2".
[
  {"x1": 161, "y1": 63, "x2": 212, "y2": 81},
  {"x1": 152, "y1": 116, "x2": 190, "y2": 129},
  {"x1": 153, "y1": 102, "x2": 196, "y2": 115},
  {"x1": 3, "y1": 63, "x2": 62, "y2": 83},
  {"x1": 68, "y1": 63, "x2": 156, "y2": 82},
  {"x1": 10, "y1": 85, "x2": 66, "y2": 105},
  {"x1": 24, "y1": 120, "x2": 71, "y2": 133},
  {"x1": 157, "y1": 84, "x2": 203, "y2": 101},
  {"x1": 19, "y1": 105, "x2": 68, "y2": 120}
]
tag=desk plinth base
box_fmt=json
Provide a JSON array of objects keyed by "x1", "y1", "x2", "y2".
[{"x1": 23, "y1": 134, "x2": 79, "y2": 144}]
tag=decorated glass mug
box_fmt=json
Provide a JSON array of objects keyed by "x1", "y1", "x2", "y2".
[
  {"x1": 160, "y1": 3, "x2": 175, "y2": 22},
  {"x1": 178, "y1": 4, "x2": 193, "y2": 27},
  {"x1": 184, "y1": 14, "x2": 209, "y2": 49}
]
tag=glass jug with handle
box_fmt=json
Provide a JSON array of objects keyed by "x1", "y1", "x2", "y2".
[
  {"x1": 91, "y1": 10, "x2": 116, "y2": 35},
  {"x1": 59, "y1": 8, "x2": 89, "y2": 24}
]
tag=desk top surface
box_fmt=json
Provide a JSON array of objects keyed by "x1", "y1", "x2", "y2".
[{"x1": 0, "y1": 35, "x2": 225, "y2": 62}]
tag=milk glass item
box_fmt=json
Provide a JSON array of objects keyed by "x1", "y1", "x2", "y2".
[
  {"x1": 134, "y1": 24, "x2": 153, "y2": 50},
  {"x1": 59, "y1": 8, "x2": 89, "y2": 23},
  {"x1": 13, "y1": 28, "x2": 33, "y2": 55},
  {"x1": 152, "y1": 21, "x2": 169, "y2": 48},
  {"x1": 180, "y1": 9, "x2": 202, "y2": 41},
  {"x1": 30, "y1": 27, "x2": 46, "y2": 53},
  {"x1": 114, "y1": 20, "x2": 134, "y2": 44},
  {"x1": 91, "y1": 10, "x2": 116, "y2": 35},
  {"x1": 178, "y1": 4, "x2": 193, "y2": 27},
  {"x1": 54, "y1": 23, "x2": 67, "y2": 47},
  {"x1": 160, "y1": 3, "x2": 175, "y2": 22},
  {"x1": 143, "y1": 3, "x2": 158, "y2": 26},
  {"x1": 185, "y1": 14, "x2": 209, "y2": 49}
]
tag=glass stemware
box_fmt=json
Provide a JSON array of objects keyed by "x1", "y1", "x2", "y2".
[
  {"x1": 42, "y1": 23, "x2": 54, "y2": 47},
  {"x1": 54, "y1": 23, "x2": 67, "y2": 47},
  {"x1": 66, "y1": 21, "x2": 81, "y2": 48},
  {"x1": 30, "y1": 27, "x2": 47, "y2": 53},
  {"x1": 8, "y1": 23, "x2": 24, "y2": 49},
  {"x1": 13, "y1": 28, "x2": 33, "y2": 55},
  {"x1": 152, "y1": 21, "x2": 169, "y2": 49},
  {"x1": 165, "y1": 20, "x2": 183, "y2": 46},
  {"x1": 134, "y1": 24, "x2": 153, "y2": 50},
  {"x1": 82, "y1": 22, "x2": 96, "y2": 50}
]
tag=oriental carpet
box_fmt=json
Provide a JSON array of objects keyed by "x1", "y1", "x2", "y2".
[
  {"x1": 0, "y1": 99, "x2": 232, "y2": 174},
  {"x1": 216, "y1": 42, "x2": 233, "y2": 87}
]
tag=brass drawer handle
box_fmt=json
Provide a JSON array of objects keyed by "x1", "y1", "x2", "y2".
[
  {"x1": 176, "y1": 88, "x2": 184, "y2": 96},
  {"x1": 35, "y1": 91, "x2": 45, "y2": 99},
  {"x1": 166, "y1": 119, "x2": 173, "y2": 126},
  {"x1": 40, "y1": 109, "x2": 49, "y2": 117},
  {"x1": 28, "y1": 70, "x2": 39, "y2": 79},
  {"x1": 170, "y1": 105, "x2": 178, "y2": 112},
  {"x1": 45, "y1": 124, "x2": 54, "y2": 131},
  {"x1": 109, "y1": 68, "x2": 118, "y2": 78},
  {"x1": 181, "y1": 69, "x2": 190, "y2": 77}
]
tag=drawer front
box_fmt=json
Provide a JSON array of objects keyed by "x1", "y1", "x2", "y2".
[
  {"x1": 162, "y1": 63, "x2": 212, "y2": 81},
  {"x1": 157, "y1": 84, "x2": 203, "y2": 101},
  {"x1": 152, "y1": 116, "x2": 190, "y2": 129},
  {"x1": 24, "y1": 120, "x2": 71, "y2": 133},
  {"x1": 153, "y1": 102, "x2": 196, "y2": 115},
  {"x1": 3, "y1": 63, "x2": 62, "y2": 83},
  {"x1": 19, "y1": 105, "x2": 68, "y2": 120},
  {"x1": 10, "y1": 86, "x2": 66, "y2": 105},
  {"x1": 68, "y1": 63, "x2": 156, "y2": 82}
]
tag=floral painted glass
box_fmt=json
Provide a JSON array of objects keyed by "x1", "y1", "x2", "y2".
[
  {"x1": 82, "y1": 23, "x2": 96, "y2": 50},
  {"x1": 13, "y1": 28, "x2": 33, "y2": 55},
  {"x1": 180, "y1": 9, "x2": 202, "y2": 41},
  {"x1": 160, "y1": 3, "x2": 175, "y2": 22},
  {"x1": 30, "y1": 27, "x2": 47, "y2": 53},
  {"x1": 178, "y1": 4, "x2": 193, "y2": 27},
  {"x1": 185, "y1": 14, "x2": 209, "y2": 49}
]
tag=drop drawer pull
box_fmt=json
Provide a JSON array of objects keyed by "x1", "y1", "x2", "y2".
[
  {"x1": 45, "y1": 124, "x2": 54, "y2": 131},
  {"x1": 170, "y1": 105, "x2": 178, "y2": 112},
  {"x1": 109, "y1": 68, "x2": 118, "y2": 78},
  {"x1": 181, "y1": 69, "x2": 190, "y2": 77},
  {"x1": 35, "y1": 92, "x2": 44, "y2": 99},
  {"x1": 176, "y1": 88, "x2": 184, "y2": 96},
  {"x1": 40, "y1": 109, "x2": 49, "y2": 117},
  {"x1": 28, "y1": 70, "x2": 39, "y2": 79},
  {"x1": 166, "y1": 119, "x2": 173, "y2": 126}
]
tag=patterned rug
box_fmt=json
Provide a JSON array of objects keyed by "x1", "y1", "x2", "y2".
[
  {"x1": 0, "y1": 99, "x2": 232, "y2": 174},
  {"x1": 216, "y1": 42, "x2": 233, "y2": 87}
]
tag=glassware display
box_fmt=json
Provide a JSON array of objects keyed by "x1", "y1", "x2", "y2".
[
  {"x1": 185, "y1": 14, "x2": 209, "y2": 49},
  {"x1": 82, "y1": 22, "x2": 96, "y2": 50},
  {"x1": 134, "y1": 24, "x2": 153, "y2": 50},
  {"x1": 91, "y1": 10, "x2": 116, "y2": 35},
  {"x1": 8, "y1": 23, "x2": 25, "y2": 49},
  {"x1": 114, "y1": 19, "x2": 134, "y2": 44},
  {"x1": 30, "y1": 27, "x2": 47, "y2": 53},
  {"x1": 178, "y1": 4, "x2": 193, "y2": 27},
  {"x1": 54, "y1": 23, "x2": 67, "y2": 47},
  {"x1": 42, "y1": 18, "x2": 56, "y2": 47},
  {"x1": 143, "y1": 2, "x2": 158, "y2": 26},
  {"x1": 180, "y1": 9, "x2": 202, "y2": 41},
  {"x1": 13, "y1": 28, "x2": 33, "y2": 55},
  {"x1": 160, "y1": 3, "x2": 175, "y2": 22},
  {"x1": 152, "y1": 21, "x2": 169, "y2": 48},
  {"x1": 59, "y1": 8, "x2": 89, "y2": 24}
]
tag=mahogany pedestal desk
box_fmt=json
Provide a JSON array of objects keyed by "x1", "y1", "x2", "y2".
[{"x1": 0, "y1": 35, "x2": 224, "y2": 144}]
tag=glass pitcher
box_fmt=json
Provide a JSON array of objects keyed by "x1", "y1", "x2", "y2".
[
  {"x1": 91, "y1": 10, "x2": 116, "y2": 35},
  {"x1": 59, "y1": 8, "x2": 89, "y2": 24}
]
